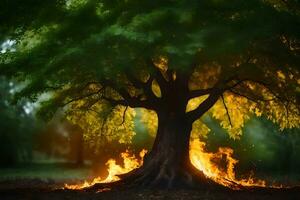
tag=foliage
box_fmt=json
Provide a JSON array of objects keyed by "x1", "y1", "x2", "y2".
[
  {"x1": 66, "y1": 100, "x2": 136, "y2": 151},
  {"x1": 202, "y1": 116, "x2": 300, "y2": 176},
  {"x1": 0, "y1": 0, "x2": 299, "y2": 148}
]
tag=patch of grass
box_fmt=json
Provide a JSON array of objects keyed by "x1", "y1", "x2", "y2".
[{"x1": 0, "y1": 163, "x2": 91, "y2": 181}]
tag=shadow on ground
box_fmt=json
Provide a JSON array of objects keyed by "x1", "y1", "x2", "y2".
[{"x1": 0, "y1": 180, "x2": 299, "y2": 200}]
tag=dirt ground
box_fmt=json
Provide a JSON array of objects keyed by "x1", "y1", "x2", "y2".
[
  {"x1": 1, "y1": 187, "x2": 300, "y2": 200},
  {"x1": 0, "y1": 180, "x2": 300, "y2": 200}
]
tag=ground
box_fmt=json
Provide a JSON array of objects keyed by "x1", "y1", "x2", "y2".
[
  {"x1": 1, "y1": 164, "x2": 299, "y2": 200},
  {"x1": 1, "y1": 184, "x2": 300, "y2": 200}
]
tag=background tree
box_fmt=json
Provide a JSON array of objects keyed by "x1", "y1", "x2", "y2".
[
  {"x1": 1, "y1": 0, "x2": 299, "y2": 188},
  {"x1": 0, "y1": 77, "x2": 38, "y2": 166}
]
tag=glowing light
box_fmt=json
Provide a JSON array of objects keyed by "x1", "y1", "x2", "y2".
[
  {"x1": 189, "y1": 139, "x2": 283, "y2": 189},
  {"x1": 66, "y1": 139, "x2": 286, "y2": 191},
  {"x1": 65, "y1": 149, "x2": 147, "y2": 190}
]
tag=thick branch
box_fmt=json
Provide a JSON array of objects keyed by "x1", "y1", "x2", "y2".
[
  {"x1": 100, "y1": 79, "x2": 157, "y2": 110},
  {"x1": 224, "y1": 78, "x2": 280, "y2": 101},
  {"x1": 125, "y1": 72, "x2": 157, "y2": 100},
  {"x1": 188, "y1": 88, "x2": 214, "y2": 99},
  {"x1": 186, "y1": 76, "x2": 271, "y2": 122},
  {"x1": 147, "y1": 59, "x2": 169, "y2": 96},
  {"x1": 187, "y1": 89, "x2": 222, "y2": 122},
  {"x1": 188, "y1": 75, "x2": 245, "y2": 100},
  {"x1": 224, "y1": 79, "x2": 246, "y2": 90},
  {"x1": 185, "y1": 75, "x2": 239, "y2": 121}
]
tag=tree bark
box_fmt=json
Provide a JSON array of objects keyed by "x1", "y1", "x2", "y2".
[
  {"x1": 106, "y1": 111, "x2": 222, "y2": 189},
  {"x1": 89, "y1": 88, "x2": 225, "y2": 190}
]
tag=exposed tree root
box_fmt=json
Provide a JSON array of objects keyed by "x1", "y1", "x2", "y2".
[{"x1": 85, "y1": 160, "x2": 231, "y2": 192}]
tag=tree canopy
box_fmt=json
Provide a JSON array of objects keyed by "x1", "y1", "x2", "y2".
[{"x1": 1, "y1": 0, "x2": 300, "y2": 146}]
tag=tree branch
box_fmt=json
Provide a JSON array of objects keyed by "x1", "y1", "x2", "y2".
[
  {"x1": 188, "y1": 88, "x2": 214, "y2": 99},
  {"x1": 62, "y1": 87, "x2": 104, "y2": 107},
  {"x1": 224, "y1": 79, "x2": 247, "y2": 90},
  {"x1": 125, "y1": 72, "x2": 157, "y2": 100},
  {"x1": 100, "y1": 79, "x2": 157, "y2": 110},
  {"x1": 221, "y1": 94, "x2": 233, "y2": 127},
  {"x1": 187, "y1": 89, "x2": 222, "y2": 122},
  {"x1": 147, "y1": 59, "x2": 168, "y2": 96},
  {"x1": 102, "y1": 96, "x2": 128, "y2": 106},
  {"x1": 119, "y1": 106, "x2": 128, "y2": 125},
  {"x1": 229, "y1": 89, "x2": 276, "y2": 103}
]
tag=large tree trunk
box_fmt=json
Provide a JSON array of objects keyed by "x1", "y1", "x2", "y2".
[
  {"x1": 135, "y1": 112, "x2": 199, "y2": 187},
  {"x1": 103, "y1": 111, "x2": 222, "y2": 189},
  {"x1": 88, "y1": 105, "x2": 225, "y2": 191}
]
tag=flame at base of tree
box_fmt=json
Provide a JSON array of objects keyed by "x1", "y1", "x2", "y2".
[
  {"x1": 65, "y1": 149, "x2": 147, "y2": 190},
  {"x1": 65, "y1": 140, "x2": 286, "y2": 190},
  {"x1": 190, "y1": 139, "x2": 267, "y2": 189}
]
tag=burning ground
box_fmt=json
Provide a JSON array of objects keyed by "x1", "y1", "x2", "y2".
[
  {"x1": 64, "y1": 138, "x2": 295, "y2": 191},
  {"x1": 1, "y1": 137, "x2": 300, "y2": 199}
]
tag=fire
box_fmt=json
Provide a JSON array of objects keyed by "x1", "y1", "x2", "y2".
[
  {"x1": 65, "y1": 149, "x2": 147, "y2": 190},
  {"x1": 66, "y1": 139, "x2": 285, "y2": 190},
  {"x1": 190, "y1": 139, "x2": 278, "y2": 189}
]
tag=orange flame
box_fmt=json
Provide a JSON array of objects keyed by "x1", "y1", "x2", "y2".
[
  {"x1": 190, "y1": 139, "x2": 267, "y2": 189},
  {"x1": 66, "y1": 139, "x2": 286, "y2": 190},
  {"x1": 65, "y1": 149, "x2": 147, "y2": 190}
]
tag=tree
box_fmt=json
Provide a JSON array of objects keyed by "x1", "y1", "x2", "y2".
[
  {"x1": 1, "y1": 0, "x2": 300, "y2": 189},
  {"x1": 0, "y1": 77, "x2": 38, "y2": 166}
]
